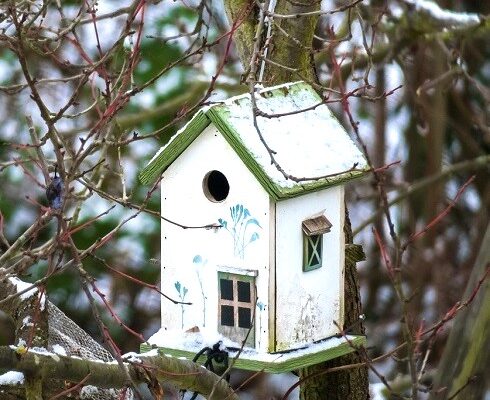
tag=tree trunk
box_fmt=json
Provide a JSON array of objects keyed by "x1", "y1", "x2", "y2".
[{"x1": 430, "y1": 223, "x2": 490, "y2": 400}]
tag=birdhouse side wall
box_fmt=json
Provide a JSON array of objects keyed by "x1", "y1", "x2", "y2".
[
  {"x1": 274, "y1": 186, "x2": 345, "y2": 351},
  {"x1": 159, "y1": 125, "x2": 272, "y2": 352}
]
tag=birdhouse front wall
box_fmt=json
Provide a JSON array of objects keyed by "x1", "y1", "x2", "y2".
[
  {"x1": 159, "y1": 125, "x2": 272, "y2": 352},
  {"x1": 274, "y1": 187, "x2": 345, "y2": 351}
]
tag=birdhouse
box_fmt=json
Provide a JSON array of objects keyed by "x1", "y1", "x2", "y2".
[{"x1": 139, "y1": 82, "x2": 369, "y2": 372}]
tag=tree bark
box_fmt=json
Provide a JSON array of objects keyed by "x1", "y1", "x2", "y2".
[
  {"x1": 224, "y1": 0, "x2": 319, "y2": 84},
  {"x1": 0, "y1": 345, "x2": 239, "y2": 400},
  {"x1": 223, "y1": 0, "x2": 258, "y2": 72},
  {"x1": 430, "y1": 223, "x2": 490, "y2": 400},
  {"x1": 262, "y1": 0, "x2": 319, "y2": 84}
]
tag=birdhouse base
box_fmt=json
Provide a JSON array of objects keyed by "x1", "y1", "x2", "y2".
[{"x1": 140, "y1": 329, "x2": 365, "y2": 373}]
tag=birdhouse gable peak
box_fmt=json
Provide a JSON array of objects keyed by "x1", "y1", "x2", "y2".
[{"x1": 139, "y1": 81, "x2": 369, "y2": 199}]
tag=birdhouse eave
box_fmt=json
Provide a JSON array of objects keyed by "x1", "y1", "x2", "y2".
[{"x1": 139, "y1": 81, "x2": 370, "y2": 200}]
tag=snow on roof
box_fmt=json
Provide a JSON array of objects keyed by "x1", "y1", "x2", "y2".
[
  {"x1": 215, "y1": 82, "x2": 368, "y2": 187},
  {"x1": 140, "y1": 81, "x2": 369, "y2": 199}
]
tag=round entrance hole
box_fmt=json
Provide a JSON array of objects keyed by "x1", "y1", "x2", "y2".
[{"x1": 203, "y1": 170, "x2": 230, "y2": 202}]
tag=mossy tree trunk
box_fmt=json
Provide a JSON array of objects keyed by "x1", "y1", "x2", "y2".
[
  {"x1": 224, "y1": 0, "x2": 318, "y2": 84},
  {"x1": 429, "y1": 223, "x2": 490, "y2": 400},
  {"x1": 223, "y1": 3, "x2": 369, "y2": 398}
]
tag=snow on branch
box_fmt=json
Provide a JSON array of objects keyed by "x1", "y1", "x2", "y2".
[
  {"x1": 402, "y1": 0, "x2": 482, "y2": 28},
  {"x1": 0, "y1": 346, "x2": 239, "y2": 400}
]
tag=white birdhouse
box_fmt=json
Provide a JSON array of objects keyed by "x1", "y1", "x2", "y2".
[{"x1": 139, "y1": 82, "x2": 368, "y2": 372}]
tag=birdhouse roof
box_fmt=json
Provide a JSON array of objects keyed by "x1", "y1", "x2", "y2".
[{"x1": 139, "y1": 81, "x2": 369, "y2": 200}]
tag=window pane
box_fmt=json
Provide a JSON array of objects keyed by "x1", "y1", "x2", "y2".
[
  {"x1": 220, "y1": 279, "x2": 233, "y2": 300},
  {"x1": 311, "y1": 253, "x2": 319, "y2": 265},
  {"x1": 314, "y1": 235, "x2": 322, "y2": 259},
  {"x1": 237, "y1": 281, "x2": 251, "y2": 303},
  {"x1": 312, "y1": 235, "x2": 320, "y2": 247},
  {"x1": 307, "y1": 240, "x2": 314, "y2": 256},
  {"x1": 238, "y1": 307, "x2": 251, "y2": 328},
  {"x1": 221, "y1": 305, "x2": 234, "y2": 326}
]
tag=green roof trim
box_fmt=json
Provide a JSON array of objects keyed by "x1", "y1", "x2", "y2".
[
  {"x1": 139, "y1": 82, "x2": 369, "y2": 199},
  {"x1": 206, "y1": 106, "x2": 285, "y2": 200},
  {"x1": 139, "y1": 110, "x2": 210, "y2": 185},
  {"x1": 140, "y1": 335, "x2": 366, "y2": 373}
]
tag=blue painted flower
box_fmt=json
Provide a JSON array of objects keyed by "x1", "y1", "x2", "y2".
[{"x1": 219, "y1": 204, "x2": 262, "y2": 259}]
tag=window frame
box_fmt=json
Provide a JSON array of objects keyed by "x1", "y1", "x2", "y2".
[
  {"x1": 303, "y1": 234, "x2": 323, "y2": 271},
  {"x1": 302, "y1": 213, "x2": 332, "y2": 272},
  {"x1": 217, "y1": 272, "x2": 256, "y2": 347}
]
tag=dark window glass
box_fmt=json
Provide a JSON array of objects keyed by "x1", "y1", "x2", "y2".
[
  {"x1": 307, "y1": 240, "x2": 314, "y2": 256},
  {"x1": 311, "y1": 253, "x2": 319, "y2": 265},
  {"x1": 237, "y1": 281, "x2": 251, "y2": 303},
  {"x1": 221, "y1": 305, "x2": 234, "y2": 326},
  {"x1": 314, "y1": 235, "x2": 322, "y2": 260},
  {"x1": 220, "y1": 279, "x2": 233, "y2": 300},
  {"x1": 238, "y1": 307, "x2": 251, "y2": 328}
]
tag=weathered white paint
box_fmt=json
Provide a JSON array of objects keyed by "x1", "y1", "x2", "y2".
[
  {"x1": 160, "y1": 125, "x2": 272, "y2": 353},
  {"x1": 159, "y1": 126, "x2": 347, "y2": 353},
  {"x1": 268, "y1": 199, "x2": 276, "y2": 352},
  {"x1": 274, "y1": 186, "x2": 345, "y2": 351},
  {"x1": 157, "y1": 106, "x2": 353, "y2": 356}
]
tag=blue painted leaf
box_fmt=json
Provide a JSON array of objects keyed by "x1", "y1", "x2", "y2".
[
  {"x1": 243, "y1": 208, "x2": 250, "y2": 219},
  {"x1": 248, "y1": 232, "x2": 259, "y2": 243},
  {"x1": 183, "y1": 287, "x2": 188, "y2": 296},
  {"x1": 175, "y1": 281, "x2": 181, "y2": 292},
  {"x1": 245, "y1": 218, "x2": 262, "y2": 228},
  {"x1": 218, "y1": 218, "x2": 227, "y2": 229},
  {"x1": 233, "y1": 205, "x2": 240, "y2": 222},
  {"x1": 193, "y1": 255, "x2": 202, "y2": 264}
]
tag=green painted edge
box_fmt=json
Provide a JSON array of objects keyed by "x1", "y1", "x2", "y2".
[
  {"x1": 303, "y1": 234, "x2": 322, "y2": 272},
  {"x1": 206, "y1": 106, "x2": 283, "y2": 201},
  {"x1": 205, "y1": 97, "x2": 369, "y2": 200},
  {"x1": 278, "y1": 169, "x2": 371, "y2": 199},
  {"x1": 138, "y1": 110, "x2": 211, "y2": 185},
  {"x1": 138, "y1": 81, "x2": 370, "y2": 198},
  {"x1": 140, "y1": 335, "x2": 366, "y2": 373}
]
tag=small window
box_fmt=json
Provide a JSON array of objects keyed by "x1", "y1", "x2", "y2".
[
  {"x1": 302, "y1": 214, "x2": 332, "y2": 272},
  {"x1": 304, "y1": 234, "x2": 323, "y2": 271},
  {"x1": 203, "y1": 170, "x2": 229, "y2": 202},
  {"x1": 218, "y1": 272, "x2": 255, "y2": 347}
]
